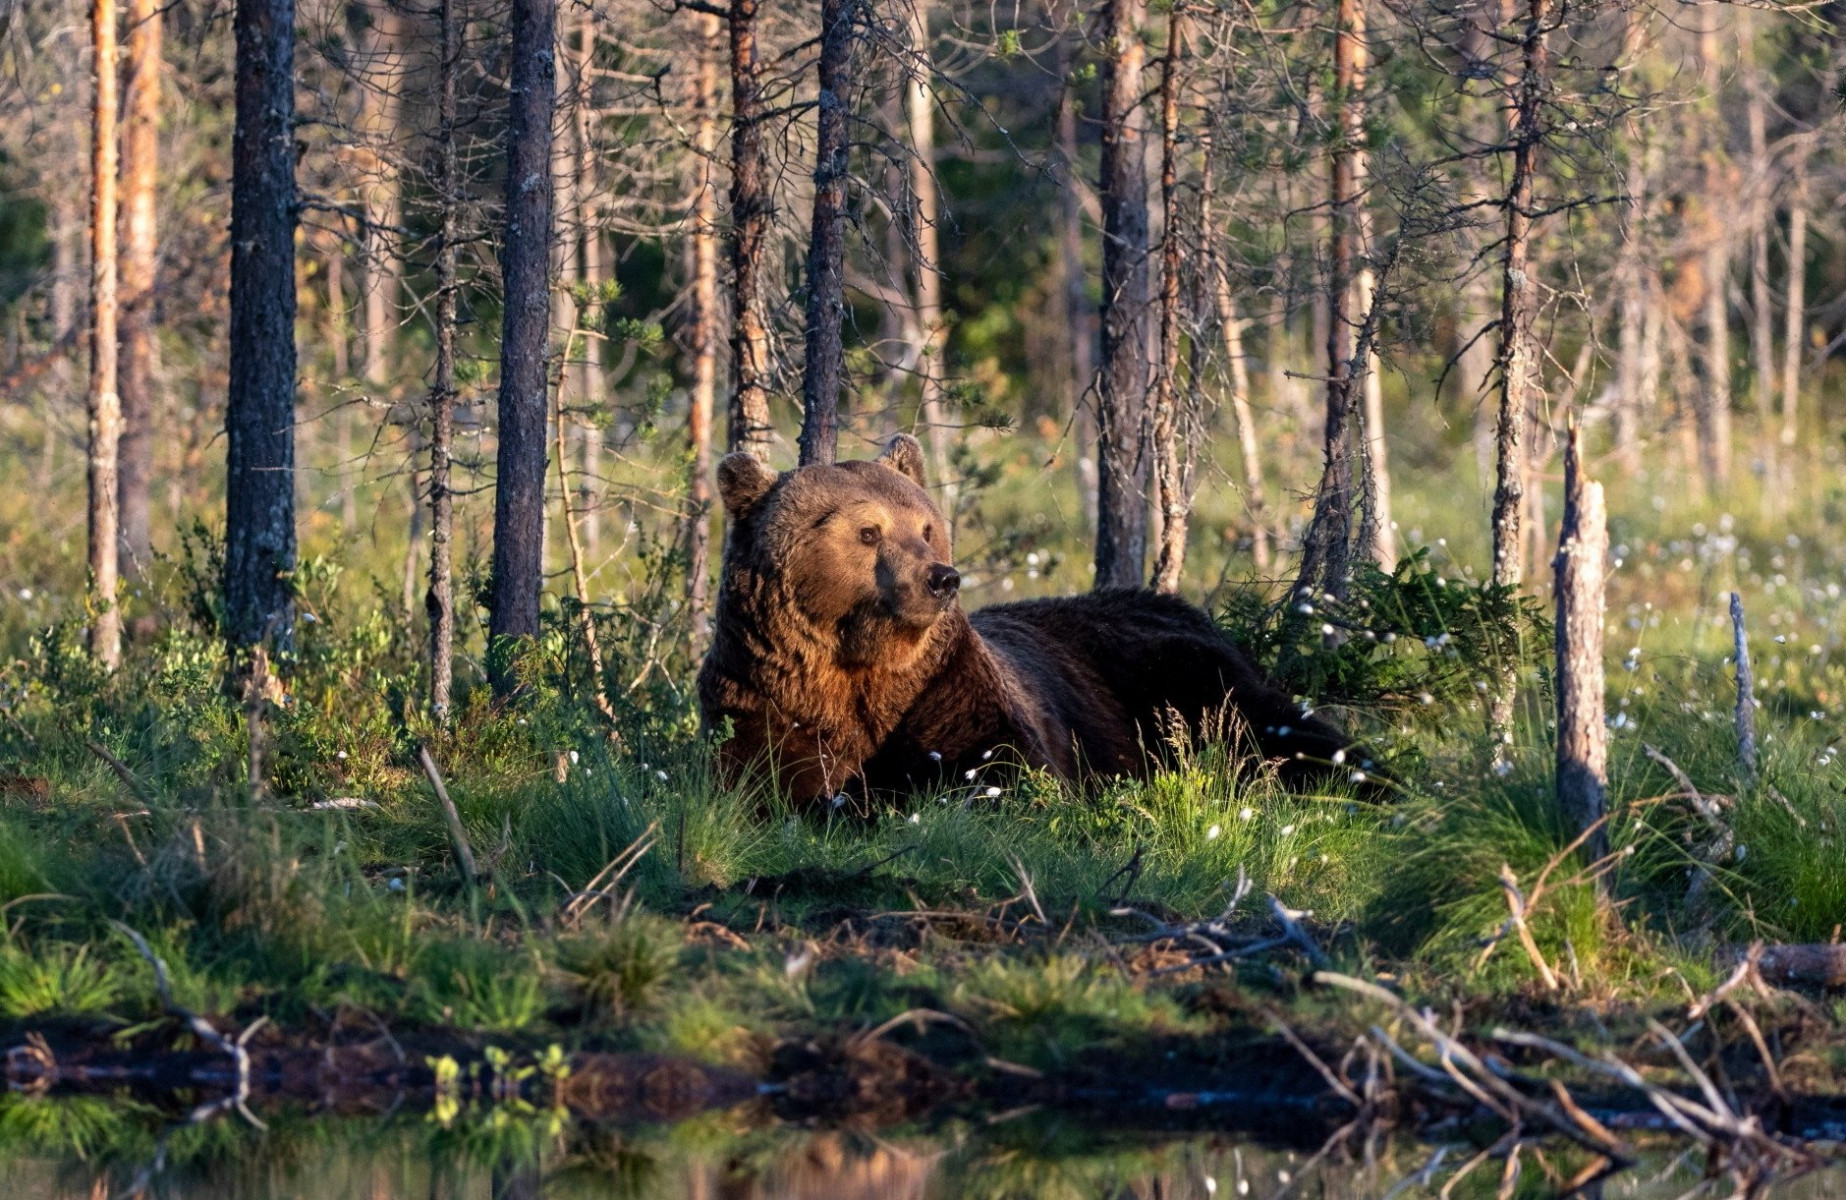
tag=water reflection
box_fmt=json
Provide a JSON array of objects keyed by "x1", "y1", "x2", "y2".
[{"x1": 0, "y1": 1099, "x2": 1839, "y2": 1199}]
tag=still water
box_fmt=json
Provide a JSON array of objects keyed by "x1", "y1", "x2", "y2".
[{"x1": 1, "y1": 1102, "x2": 1843, "y2": 1200}]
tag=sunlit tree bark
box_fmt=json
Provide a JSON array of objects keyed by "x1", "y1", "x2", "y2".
[
  {"x1": 87, "y1": 0, "x2": 122, "y2": 666},
  {"x1": 117, "y1": 0, "x2": 160, "y2": 575},
  {"x1": 726, "y1": 0, "x2": 774, "y2": 460}
]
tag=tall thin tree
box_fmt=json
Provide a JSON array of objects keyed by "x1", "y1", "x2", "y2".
[
  {"x1": 1093, "y1": 0, "x2": 1150, "y2": 589},
  {"x1": 1487, "y1": 0, "x2": 1552, "y2": 745},
  {"x1": 798, "y1": 0, "x2": 854, "y2": 466},
  {"x1": 117, "y1": 0, "x2": 160, "y2": 575},
  {"x1": 361, "y1": 2, "x2": 405, "y2": 390},
  {"x1": 223, "y1": 0, "x2": 298, "y2": 653},
  {"x1": 727, "y1": 0, "x2": 774, "y2": 459},
  {"x1": 686, "y1": 11, "x2": 723, "y2": 647},
  {"x1": 1779, "y1": 158, "x2": 1807, "y2": 448},
  {"x1": 425, "y1": 0, "x2": 461, "y2": 717},
  {"x1": 1149, "y1": 8, "x2": 1187, "y2": 593},
  {"x1": 905, "y1": 1, "x2": 951, "y2": 503},
  {"x1": 487, "y1": 0, "x2": 556, "y2": 693},
  {"x1": 1294, "y1": 0, "x2": 1367, "y2": 603},
  {"x1": 88, "y1": 0, "x2": 122, "y2": 666}
]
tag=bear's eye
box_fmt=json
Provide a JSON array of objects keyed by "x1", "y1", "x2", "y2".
[
  {"x1": 858, "y1": 526, "x2": 881, "y2": 546},
  {"x1": 923, "y1": 524, "x2": 933, "y2": 543}
]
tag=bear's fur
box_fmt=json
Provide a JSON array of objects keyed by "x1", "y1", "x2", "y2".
[{"x1": 697, "y1": 435, "x2": 1355, "y2": 803}]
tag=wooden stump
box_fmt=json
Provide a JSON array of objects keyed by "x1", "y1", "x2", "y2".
[{"x1": 1554, "y1": 424, "x2": 1609, "y2": 867}]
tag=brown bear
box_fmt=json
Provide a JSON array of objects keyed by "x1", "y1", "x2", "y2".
[{"x1": 696, "y1": 434, "x2": 1357, "y2": 804}]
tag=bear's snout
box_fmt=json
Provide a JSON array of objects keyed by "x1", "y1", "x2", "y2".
[{"x1": 926, "y1": 563, "x2": 961, "y2": 600}]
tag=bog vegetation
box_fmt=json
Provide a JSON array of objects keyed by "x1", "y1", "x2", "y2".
[{"x1": 0, "y1": 0, "x2": 1843, "y2": 1187}]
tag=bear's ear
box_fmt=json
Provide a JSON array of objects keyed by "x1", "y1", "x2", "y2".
[
  {"x1": 876, "y1": 433, "x2": 928, "y2": 489},
  {"x1": 717, "y1": 453, "x2": 778, "y2": 516}
]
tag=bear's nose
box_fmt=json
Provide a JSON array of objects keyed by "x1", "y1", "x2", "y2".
[{"x1": 926, "y1": 563, "x2": 961, "y2": 599}]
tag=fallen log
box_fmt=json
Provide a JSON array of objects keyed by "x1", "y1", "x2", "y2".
[{"x1": 1747, "y1": 944, "x2": 1846, "y2": 988}]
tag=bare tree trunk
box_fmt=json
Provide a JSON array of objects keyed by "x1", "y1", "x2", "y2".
[
  {"x1": 1093, "y1": 0, "x2": 1150, "y2": 589},
  {"x1": 400, "y1": 468, "x2": 423, "y2": 616},
  {"x1": 1150, "y1": 9, "x2": 1187, "y2": 593},
  {"x1": 1553, "y1": 423, "x2": 1608, "y2": 866},
  {"x1": 88, "y1": 0, "x2": 122, "y2": 666},
  {"x1": 425, "y1": 0, "x2": 460, "y2": 718},
  {"x1": 223, "y1": 0, "x2": 298, "y2": 653},
  {"x1": 1779, "y1": 160, "x2": 1806, "y2": 448},
  {"x1": 1613, "y1": 154, "x2": 1647, "y2": 472},
  {"x1": 117, "y1": 0, "x2": 160, "y2": 577},
  {"x1": 1055, "y1": 63, "x2": 1098, "y2": 531},
  {"x1": 726, "y1": 0, "x2": 774, "y2": 459},
  {"x1": 1202, "y1": 132, "x2": 1269, "y2": 573},
  {"x1": 1744, "y1": 17, "x2": 1774, "y2": 432},
  {"x1": 323, "y1": 245, "x2": 359, "y2": 531},
  {"x1": 798, "y1": 0, "x2": 853, "y2": 467},
  {"x1": 1696, "y1": 30, "x2": 1731, "y2": 486},
  {"x1": 572, "y1": 17, "x2": 603, "y2": 558},
  {"x1": 1700, "y1": 234, "x2": 1732, "y2": 483},
  {"x1": 1294, "y1": 0, "x2": 1365, "y2": 602},
  {"x1": 687, "y1": 11, "x2": 722, "y2": 651},
  {"x1": 1355, "y1": 158, "x2": 1392, "y2": 566},
  {"x1": 362, "y1": 3, "x2": 403, "y2": 391},
  {"x1": 1488, "y1": 0, "x2": 1551, "y2": 748},
  {"x1": 44, "y1": 198, "x2": 77, "y2": 491},
  {"x1": 904, "y1": 1, "x2": 952, "y2": 509},
  {"x1": 487, "y1": 0, "x2": 555, "y2": 692}
]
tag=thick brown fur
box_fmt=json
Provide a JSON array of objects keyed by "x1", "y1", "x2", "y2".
[{"x1": 697, "y1": 435, "x2": 1358, "y2": 804}]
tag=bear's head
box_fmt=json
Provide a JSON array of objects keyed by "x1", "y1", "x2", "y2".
[{"x1": 715, "y1": 434, "x2": 959, "y2": 668}]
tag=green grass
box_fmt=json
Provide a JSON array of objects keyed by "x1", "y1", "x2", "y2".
[{"x1": 0, "y1": 423, "x2": 1844, "y2": 1106}]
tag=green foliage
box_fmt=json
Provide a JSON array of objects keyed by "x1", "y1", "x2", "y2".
[
  {"x1": 410, "y1": 940, "x2": 548, "y2": 1033},
  {"x1": 1224, "y1": 549, "x2": 1545, "y2": 718},
  {"x1": 555, "y1": 917, "x2": 676, "y2": 1021},
  {"x1": 0, "y1": 941, "x2": 119, "y2": 1018}
]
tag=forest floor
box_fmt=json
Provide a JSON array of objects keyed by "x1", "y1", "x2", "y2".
[{"x1": 2, "y1": 443, "x2": 1846, "y2": 1189}]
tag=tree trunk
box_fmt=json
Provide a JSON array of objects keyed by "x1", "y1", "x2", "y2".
[
  {"x1": 571, "y1": 16, "x2": 603, "y2": 558},
  {"x1": 44, "y1": 198, "x2": 77, "y2": 492},
  {"x1": 726, "y1": 0, "x2": 774, "y2": 459},
  {"x1": 223, "y1": 0, "x2": 298, "y2": 653},
  {"x1": 1744, "y1": 19, "x2": 1774, "y2": 430},
  {"x1": 1355, "y1": 159, "x2": 1392, "y2": 566},
  {"x1": 687, "y1": 11, "x2": 722, "y2": 651},
  {"x1": 487, "y1": 0, "x2": 555, "y2": 692},
  {"x1": 324, "y1": 246, "x2": 358, "y2": 530},
  {"x1": 1203, "y1": 133, "x2": 1269, "y2": 573},
  {"x1": 1699, "y1": 233, "x2": 1732, "y2": 483},
  {"x1": 1779, "y1": 160, "x2": 1806, "y2": 448},
  {"x1": 118, "y1": 0, "x2": 160, "y2": 576},
  {"x1": 425, "y1": 0, "x2": 460, "y2": 718},
  {"x1": 88, "y1": 0, "x2": 122, "y2": 666},
  {"x1": 362, "y1": 3, "x2": 403, "y2": 391},
  {"x1": 1294, "y1": 0, "x2": 1365, "y2": 603},
  {"x1": 1093, "y1": 0, "x2": 1150, "y2": 589},
  {"x1": 798, "y1": 0, "x2": 853, "y2": 467},
  {"x1": 1150, "y1": 9, "x2": 1187, "y2": 594},
  {"x1": 1553, "y1": 424, "x2": 1608, "y2": 867},
  {"x1": 1488, "y1": 0, "x2": 1551, "y2": 748},
  {"x1": 1055, "y1": 59, "x2": 1098, "y2": 532},
  {"x1": 1696, "y1": 30, "x2": 1731, "y2": 486},
  {"x1": 905, "y1": 1, "x2": 953, "y2": 509},
  {"x1": 1613, "y1": 154, "x2": 1647, "y2": 472}
]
